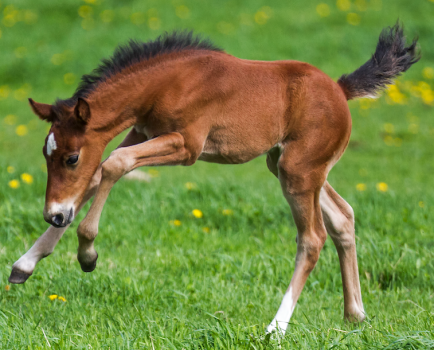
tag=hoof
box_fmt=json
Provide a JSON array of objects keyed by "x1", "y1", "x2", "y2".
[
  {"x1": 9, "y1": 268, "x2": 32, "y2": 284},
  {"x1": 78, "y1": 253, "x2": 98, "y2": 273},
  {"x1": 344, "y1": 311, "x2": 366, "y2": 323}
]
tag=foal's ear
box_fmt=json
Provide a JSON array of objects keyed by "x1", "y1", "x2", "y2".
[
  {"x1": 29, "y1": 98, "x2": 54, "y2": 122},
  {"x1": 74, "y1": 98, "x2": 91, "y2": 124}
]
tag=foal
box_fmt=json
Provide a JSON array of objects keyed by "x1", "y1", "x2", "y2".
[{"x1": 10, "y1": 25, "x2": 419, "y2": 333}]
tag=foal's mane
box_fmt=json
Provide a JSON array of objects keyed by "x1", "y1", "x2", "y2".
[{"x1": 56, "y1": 31, "x2": 222, "y2": 109}]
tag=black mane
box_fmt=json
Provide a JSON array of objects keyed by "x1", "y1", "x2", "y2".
[{"x1": 56, "y1": 31, "x2": 222, "y2": 108}]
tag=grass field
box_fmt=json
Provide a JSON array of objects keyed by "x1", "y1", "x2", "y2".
[{"x1": 1, "y1": 0, "x2": 434, "y2": 348}]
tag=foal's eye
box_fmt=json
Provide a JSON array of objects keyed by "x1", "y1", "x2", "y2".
[{"x1": 66, "y1": 155, "x2": 79, "y2": 165}]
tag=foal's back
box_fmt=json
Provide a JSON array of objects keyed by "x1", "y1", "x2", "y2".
[{"x1": 149, "y1": 51, "x2": 350, "y2": 165}]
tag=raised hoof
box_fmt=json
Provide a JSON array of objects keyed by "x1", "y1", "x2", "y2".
[
  {"x1": 8, "y1": 268, "x2": 32, "y2": 284},
  {"x1": 79, "y1": 253, "x2": 98, "y2": 273}
]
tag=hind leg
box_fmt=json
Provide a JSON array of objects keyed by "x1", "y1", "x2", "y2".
[
  {"x1": 267, "y1": 143, "x2": 329, "y2": 333},
  {"x1": 320, "y1": 181, "x2": 365, "y2": 322}
]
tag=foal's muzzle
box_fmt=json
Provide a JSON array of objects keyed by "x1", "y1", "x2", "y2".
[{"x1": 43, "y1": 205, "x2": 74, "y2": 227}]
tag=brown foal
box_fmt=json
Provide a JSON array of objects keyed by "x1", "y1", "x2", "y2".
[{"x1": 10, "y1": 25, "x2": 419, "y2": 333}]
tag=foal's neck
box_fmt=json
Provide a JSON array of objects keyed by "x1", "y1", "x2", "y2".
[{"x1": 85, "y1": 57, "x2": 175, "y2": 142}]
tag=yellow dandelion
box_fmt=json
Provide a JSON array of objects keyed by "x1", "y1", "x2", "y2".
[
  {"x1": 356, "y1": 183, "x2": 367, "y2": 191},
  {"x1": 355, "y1": 0, "x2": 368, "y2": 11},
  {"x1": 222, "y1": 209, "x2": 234, "y2": 216},
  {"x1": 376, "y1": 182, "x2": 388, "y2": 192},
  {"x1": 383, "y1": 123, "x2": 394, "y2": 134},
  {"x1": 8, "y1": 180, "x2": 20, "y2": 189},
  {"x1": 346, "y1": 13, "x2": 361, "y2": 26},
  {"x1": 58, "y1": 296, "x2": 66, "y2": 302},
  {"x1": 148, "y1": 17, "x2": 161, "y2": 30},
  {"x1": 14, "y1": 47, "x2": 27, "y2": 59},
  {"x1": 64, "y1": 73, "x2": 76, "y2": 85},
  {"x1": 176, "y1": 5, "x2": 190, "y2": 19},
  {"x1": 316, "y1": 3, "x2": 330, "y2": 17},
  {"x1": 384, "y1": 135, "x2": 394, "y2": 146},
  {"x1": 51, "y1": 53, "x2": 64, "y2": 65},
  {"x1": 418, "y1": 201, "x2": 424, "y2": 208},
  {"x1": 5, "y1": 285, "x2": 10, "y2": 291},
  {"x1": 171, "y1": 219, "x2": 181, "y2": 226},
  {"x1": 24, "y1": 10, "x2": 38, "y2": 25},
  {"x1": 408, "y1": 123, "x2": 419, "y2": 134},
  {"x1": 7, "y1": 166, "x2": 15, "y2": 173},
  {"x1": 254, "y1": 10, "x2": 269, "y2": 25},
  {"x1": 21, "y1": 173, "x2": 33, "y2": 184},
  {"x1": 359, "y1": 98, "x2": 372, "y2": 110},
  {"x1": 49, "y1": 294, "x2": 58, "y2": 301},
  {"x1": 0, "y1": 85, "x2": 11, "y2": 100},
  {"x1": 78, "y1": 5, "x2": 93, "y2": 18},
  {"x1": 148, "y1": 169, "x2": 159, "y2": 177},
  {"x1": 202, "y1": 227, "x2": 210, "y2": 233},
  {"x1": 100, "y1": 9, "x2": 115, "y2": 23},
  {"x1": 4, "y1": 114, "x2": 17, "y2": 125},
  {"x1": 422, "y1": 67, "x2": 434, "y2": 80},
  {"x1": 16, "y1": 125, "x2": 28, "y2": 136},
  {"x1": 192, "y1": 209, "x2": 203, "y2": 218},
  {"x1": 337, "y1": 0, "x2": 351, "y2": 11},
  {"x1": 185, "y1": 182, "x2": 196, "y2": 190},
  {"x1": 387, "y1": 84, "x2": 405, "y2": 104}
]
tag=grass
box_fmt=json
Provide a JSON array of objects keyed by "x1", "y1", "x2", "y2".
[{"x1": 1, "y1": 0, "x2": 434, "y2": 348}]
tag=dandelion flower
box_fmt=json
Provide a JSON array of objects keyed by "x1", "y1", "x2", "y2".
[
  {"x1": 49, "y1": 294, "x2": 58, "y2": 301},
  {"x1": 337, "y1": 0, "x2": 351, "y2": 11},
  {"x1": 176, "y1": 5, "x2": 190, "y2": 19},
  {"x1": 316, "y1": 3, "x2": 330, "y2": 17},
  {"x1": 422, "y1": 67, "x2": 434, "y2": 80},
  {"x1": 202, "y1": 227, "x2": 210, "y2": 233},
  {"x1": 21, "y1": 173, "x2": 33, "y2": 184},
  {"x1": 15, "y1": 125, "x2": 28, "y2": 136},
  {"x1": 148, "y1": 169, "x2": 159, "y2": 177},
  {"x1": 376, "y1": 182, "x2": 388, "y2": 192},
  {"x1": 170, "y1": 219, "x2": 181, "y2": 226},
  {"x1": 148, "y1": 17, "x2": 161, "y2": 30},
  {"x1": 346, "y1": 13, "x2": 361, "y2": 26},
  {"x1": 185, "y1": 182, "x2": 196, "y2": 190},
  {"x1": 222, "y1": 209, "x2": 234, "y2": 216},
  {"x1": 8, "y1": 180, "x2": 19, "y2": 189},
  {"x1": 192, "y1": 209, "x2": 203, "y2": 218},
  {"x1": 356, "y1": 183, "x2": 366, "y2": 191},
  {"x1": 5, "y1": 285, "x2": 10, "y2": 291},
  {"x1": 58, "y1": 296, "x2": 66, "y2": 302},
  {"x1": 7, "y1": 166, "x2": 15, "y2": 173}
]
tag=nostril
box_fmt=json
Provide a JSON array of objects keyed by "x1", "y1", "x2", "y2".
[{"x1": 52, "y1": 213, "x2": 64, "y2": 226}]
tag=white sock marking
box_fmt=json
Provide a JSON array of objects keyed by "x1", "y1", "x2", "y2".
[
  {"x1": 267, "y1": 286, "x2": 295, "y2": 334},
  {"x1": 47, "y1": 133, "x2": 57, "y2": 156}
]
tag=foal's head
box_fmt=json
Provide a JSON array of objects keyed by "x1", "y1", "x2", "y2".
[{"x1": 29, "y1": 98, "x2": 102, "y2": 227}]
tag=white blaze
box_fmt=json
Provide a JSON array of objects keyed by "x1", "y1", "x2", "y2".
[{"x1": 47, "y1": 133, "x2": 57, "y2": 156}]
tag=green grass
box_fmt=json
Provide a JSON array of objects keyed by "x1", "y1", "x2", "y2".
[{"x1": 1, "y1": 0, "x2": 434, "y2": 348}]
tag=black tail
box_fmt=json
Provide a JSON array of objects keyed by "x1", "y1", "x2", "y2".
[{"x1": 338, "y1": 22, "x2": 420, "y2": 100}]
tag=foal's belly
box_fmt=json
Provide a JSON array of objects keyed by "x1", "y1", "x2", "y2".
[{"x1": 198, "y1": 131, "x2": 276, "y2": 164}]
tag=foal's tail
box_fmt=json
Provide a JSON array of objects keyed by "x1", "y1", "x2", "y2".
[{"x1": 337, "y1": 22, "x2": 420, "y2": 100}]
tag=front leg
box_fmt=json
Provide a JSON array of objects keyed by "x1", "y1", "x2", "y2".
[
  {"x1": 76, "y1": 132, "x2": 190, "y2": 272},
  {"x1": 8, "y1": 167, "x2": 102, "y2": 284}
]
